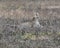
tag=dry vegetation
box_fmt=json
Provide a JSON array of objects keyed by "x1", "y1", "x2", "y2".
[{"x1": 0, "y1": 0, "x2": 60, "y2": 48}]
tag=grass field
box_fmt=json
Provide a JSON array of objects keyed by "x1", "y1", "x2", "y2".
[{"x1": 0, "y1": 0, "x2": 60, "y2": 48}]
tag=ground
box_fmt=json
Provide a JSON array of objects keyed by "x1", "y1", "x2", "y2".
[{"x1": 0, "y1": 0, "x2": 60, "y2": 48}]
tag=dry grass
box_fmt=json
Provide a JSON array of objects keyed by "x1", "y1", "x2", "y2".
[
  {"x1": 0, "y1": 0, "x2": 60, "y2": 48},
  {"x1": 0, "y1": 0, "x2": 60, "y2": 19}
]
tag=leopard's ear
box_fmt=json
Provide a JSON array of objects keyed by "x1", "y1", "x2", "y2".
[
  {"x1": 36, "y1": 12, "x2": 39, "y2": 16},
  {"x1": 34, "y1": 12, "x2": 39, "y2": 18}
]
